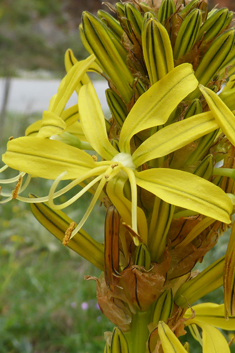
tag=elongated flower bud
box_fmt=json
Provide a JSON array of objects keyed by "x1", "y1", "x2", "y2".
[
  {"x1": 97, "y1": 10, "x2": 124, "y2": 41},
  {"x1": 142, "y1": 18, "x2": 174, "y2": 84},
  {"x1": 195, "y1": 28, "x2": 235, "y2": 86},
  {"x1": 193, "y1": 154, "x2": 214, "y2": 180},
  {"x1": 134, "y1": 244, "x2": 151, "y2": 270},
  {"x1": 106, "y1": 89, "x2": 128, "y2": 128},
  {"x1": 104, "y1": 206, "x2": 120, "y2": 291},
  {"x1": 174, "y1": 9, "x2": 202, "y2": 60},
  {"x1": 29, "y1": 195, "x2": 104, "y2": 270},
  {"x1": 180, "y1": 0, "x2": 202, "y2": 18},
  {"x1": 186, "y1": 129, "x2": 219, "y2": 164},
  {"x1": 157, "y1": 0, "x2": 176, "y2": 23},
  {"x1": 184, "y1": 99, "x2": 202, "y2": 119},
  {"x1": 152, "y1": 288, "x2": 173, "y2": 324},
  {"x1": 198, "y1": 8, "x2": 233, "y2": 42},
  {"x1": 82, "y1": 12, "x2": 135, "y2": 103},
  {"x1": 148, "y1": 198, "x2": 175, "y2": 262},
  {"x1": 125, "y1": 3, "x2": 143, "y2": 43},
  {"x1": 175, "y1": 256, "x2": 225, "y2": 307},
  {"x1": 110, "y1": 327, "x2": 129, "y2": 353}
]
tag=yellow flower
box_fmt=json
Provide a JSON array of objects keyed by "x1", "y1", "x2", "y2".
[{"x1": 1, "y1": 62, "x2": 233, "y2": 245}]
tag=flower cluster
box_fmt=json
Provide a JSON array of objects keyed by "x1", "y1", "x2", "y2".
[{"x1": 1, "y1": 0, "x2": 235, "y2": 352}]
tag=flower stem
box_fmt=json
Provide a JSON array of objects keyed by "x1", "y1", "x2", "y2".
[
  {"x1": 124, "y1": 310, "x2": 151, "y2": 353},
  {"x1": 213, "y1": 167, "x2": 235, "y2": 179}
]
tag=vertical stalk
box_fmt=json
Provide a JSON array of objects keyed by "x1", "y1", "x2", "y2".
[{"x1": 124, "y1": 310, "x2": 151, "y2": 353}]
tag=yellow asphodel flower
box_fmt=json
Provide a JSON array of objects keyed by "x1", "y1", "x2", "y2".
[{"x1": 1, "y1": 63, "x2": 233, "y2": 245}]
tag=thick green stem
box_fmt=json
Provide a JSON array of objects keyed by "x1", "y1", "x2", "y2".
[
  {"x1": 213, "y1": 167, "x2": 235, "y2": 179},
  {"x1": 124, "y1": 310, "x2": 151, "y2": 353}
]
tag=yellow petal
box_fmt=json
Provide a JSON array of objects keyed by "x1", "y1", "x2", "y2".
[
  {"x1": 106, "y1": 176, "x2": 148, "y2": 244},
  {"x1": 135, "y1": 169, "x2": 232, "y2": 224},
  {"x1": 158, "y1": 321, "x2": 188, "y2": 353},
  {"x1": 79, "y1": 83, "x2": 117, "y2": 160},
  {"x1": 133, "y1": 111, "x2": 218, "y2": 167},
  {"x1": 184, "y1": 303, "x2": 235, "y2": 330},
  {"x1": 37, "y1": 111, "x2": 66, "y2": 138},
  {"x1": 185, "y1": 320, "x2": 230, "y2": 353},
  {"x1": 119, "y1": 63, "x2": 198, "y2": 154},
  {"x1": 199, "y1": 84, "x2": 235, "y2": 146},
  {"x1": 50, "y1": 54, "x2": 96, "y2": 116},
  {"x1": 2, "y1": 137, "x2": 95, "y2": 180}
]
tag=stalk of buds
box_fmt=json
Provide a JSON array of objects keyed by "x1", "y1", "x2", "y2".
[{"x1": 2, "y1": 0, "x2": 235, "y2": 352}]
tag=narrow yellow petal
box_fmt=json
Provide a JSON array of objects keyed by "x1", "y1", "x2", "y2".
[
  {"x1": 79, "y1": 83, "x2": 117, "y2": 160},
  {"x1": 106, "y1": 176, "x2": 148, "y2": 244},
  {"x1": 158, "y1": 321, "x2": 188, "y2": 353},
  {"x1": 132, "y1": 111, "x2": 218, "y2": 167},
  {"x1": 2, "y1": 137, "x2": 95, "y2": 180},
  {"x1": 119, "y1": 63, "x2": 198, "y2": 154},
  {"x1": 184, "y1": 303, "x2": 235, "y2": 330},
  {"x1": 135, "y1": 169, "x2": 232, "y2": 224},
  {"x1": 185, "y1": 320, "x2": 230, "y2": 353},
  {"x1": 199, "y1": 84, "x2": 235, "y2": 146}
]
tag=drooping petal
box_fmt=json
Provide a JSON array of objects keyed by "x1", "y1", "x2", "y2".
[
  {"x1": 78, "y1": 83, "x2": 118, "y2": 160},
  {"x1": 135, "y1": 169, "x2": 232, "y2": 223},
  {"x1": 133, "y1": 111, "x2": 218, "y2": 167},
  {"x1": 106, "y1": 176, "x2": 148, "y2": 244},
  {"x1": 158, "y1": 321, "x2": 188, "y2": 353},
  {"x1": 119, "y1": 63, "x2": 198, "y2": 154},
  {"x1": 2, "y1": 137, "x2": 95, "y2": 180},
  {"x1": 185, "y1": 320, "x2": 230, "y2": 353},
  {"x1": 184, "y1": 303, "x2": 235, "y2": 330},
  {"x1": 199, "y1": 84, "x2": 235, "y2": 146}
]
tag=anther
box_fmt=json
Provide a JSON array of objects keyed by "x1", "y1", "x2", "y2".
[
  {"x1": 12, "y1": 175, "x2": 23, "y2": 199},
  {"x1": 92, "y1": 155, "x2": 98, "y2": 162},
  {"x1": 111, "y1": 163, "x2": 118, "y2": 169},
  {"x1": 9, "y1": 136, "x2": 14, "y2": 141},
  {"x1": 63, "y1": 221, "x2": 76, "y2": 246}
]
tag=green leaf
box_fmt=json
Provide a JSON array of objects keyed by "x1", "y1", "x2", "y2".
[
  {"x1": 2, "y1": 137, "x2": 95, "y2": 180},
  {"x1": 119, "y1": 63, "x2": 198, "y2": 154},
  {"x1": 132, "y1": 111, "x2": 218, "y2": 167},
  {"x1": 79, "y1": 83, "x2": 117, "y2": 160},
  {"x1": 135, "y1": 168, "x2": 232, "y2": 223}
]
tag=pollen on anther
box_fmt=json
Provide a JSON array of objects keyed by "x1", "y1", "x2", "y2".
[
  {"x1": 92, "y1": 155, "x2": 98, "y2": 162},
  {"x1": 12, "y1": 175, "x2": 23, "y2": 199},
  {"x1": 63, "y1": 221, "x2": 76, "y2": 246}
]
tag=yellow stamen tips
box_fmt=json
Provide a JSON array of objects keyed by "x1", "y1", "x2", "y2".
[
  {"x1": 92, "y1": 155, "x2": 98, "y2": 162},
  {"x1": 63, "y1": 221, "x2": 76, "y2": 246},
  {"x1": 12, "y1": 175, "x2": 23, "y2": 199}
]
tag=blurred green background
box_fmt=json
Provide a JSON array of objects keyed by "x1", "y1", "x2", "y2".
[{"x1": 0, "y1": 0, "x2": 235, "y2": 352}]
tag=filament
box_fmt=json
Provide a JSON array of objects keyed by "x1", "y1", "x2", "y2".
[
  {"x1": 123, "y1": 167, "x2": 137, "y2": 233},
  {"x1": 71, "y1": 176, "x2": 107, "y2": 238},
  {"x1": 48, "y1": 166, "x2": 108, "y2": 210}
]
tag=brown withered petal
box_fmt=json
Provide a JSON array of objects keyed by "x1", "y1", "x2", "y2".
[
  {"x1": 120, "y1": 253, "x2": 171, "y2": 311},
  {"x1": 85, "y1": 274, "x2": 133, "y2": 332}
]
